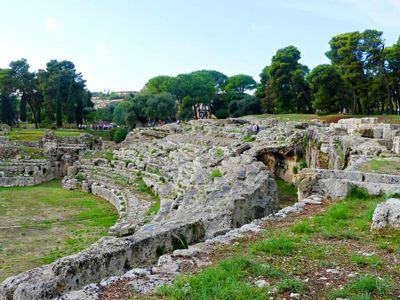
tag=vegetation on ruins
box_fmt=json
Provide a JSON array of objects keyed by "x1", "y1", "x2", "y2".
[{"x1": 156, "y1": 188, "x2": 400, "y2": 299}]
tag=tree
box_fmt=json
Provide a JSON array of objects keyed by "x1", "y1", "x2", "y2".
[
  {"x1": 386, "y1": 37, "x2": 400, "y2": 112},
  {"x1": 268, "y1": 46, "x2": 310, "y2": 113},
  {"x1": 142, "y1": 75, "x2": 174, "y2": 94},
  {"x1": 326, "y1": 32, "x2": 365, "y2": 114},
  {"x1": 0, "y1": 69, "x2": 17, "y2": 125},
  {"x1": 144, "y1": 93, "x2": 177, "y2": 121},
  {"x1": 38, "y1": 60, "x2": 89, "y2": 127},
  {"x1": 113, "y1": 101, "x2": 133, "y2": 125},
  {"x1": 308, "y1": 64, "x2": 347, "y2": 114},
  {"x1": 224, "y1": 74, "x2": 256, "y2": 93}
]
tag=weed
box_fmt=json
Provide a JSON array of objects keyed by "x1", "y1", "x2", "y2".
[
  {"x1": 351, "y1": 254, "x2": 383, "y2": 269},
  {"x1": 244, "y1": 135, "x2": 256, "y2": 142},
  {"x1": 277, "y1": 278, "x2": 305, "y2": 293},
  {"x1": 215, "y1": 148, "x2": 225, "y2": 158},
  {"x1": 252, "y1": 235, "x2": 297, "y2": 256},
  {"x1": 210, "y1": 168, "x2": 222, "y2": 180}
]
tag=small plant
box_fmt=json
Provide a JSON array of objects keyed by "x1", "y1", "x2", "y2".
[
  {"x1": 210, "y1": 168, "x2": 222, "y2": 180},
  {"x1": 351, "y1": 254, "x2": 383, "y2": 269},
  {"x1": 292, "y1": 166, "x2": 299, "y2": 174},
  {"x1": 215, "y1": 148, "x2": 225, "y2": 158},
  {"x1": 252, "y1": 235, "x2": 297, "y2": 256},
  {"x1": 299, "y1": 159, "x2": 308, "y2": 170},
  {"x1": 277, "y1": 278, "x2": 305, "y2": 293},
  {"x1": 74, "y1": 173, "x2": 86, "y2": 182},
  {"x1": 244, "y1": 135, "x2": 256, "y2": 142},
  {"x1": 291, "y1": 222, "x2": 314, "y2": 234}
]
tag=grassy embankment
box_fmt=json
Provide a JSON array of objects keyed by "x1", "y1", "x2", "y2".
[
  {"x1": 0, "y1": 180, "x2": 118, "y2": 281},
  {"x1": 152, "y1": 188, "x2": 400, "y2": 300},
  {"x1": 5, "y1": 128, "x2": 110, "y2": 142}
]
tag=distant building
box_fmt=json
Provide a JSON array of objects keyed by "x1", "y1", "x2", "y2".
[{"x1": 92, "y1": 90, "x2": 139, "y2": 109}]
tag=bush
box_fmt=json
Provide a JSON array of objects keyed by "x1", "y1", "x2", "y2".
[{"x1": 111, "y1": 128, "x2": 128, "y2": 143}]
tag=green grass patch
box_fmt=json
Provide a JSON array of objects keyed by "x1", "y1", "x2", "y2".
[
  {"x1": 153, "y1": 186, "x2": 400, "y2": 299},
  {"x1": 158, "y1": 256, "x2": 280, "y2": 300},
  {"x1": 351, "y1": 254, "x2": 383, "y2": 269},
  {"x1": 0, "y1": 180, "x2": 117, "y2": 281},
  {"x1": 252, "y1": 235, "x2": 298, "y2": 256},
  {"x1": 329, "y1": 275, "x2": 394, "y2": 299},
  {"x1": 276, "y1": 178, "x2": 298, "y2": 208},
  {"x1": 215, "y1": 148, "x2": 225, "y2": 158},
  {"x1": 359, "y1": 158, "x2": 400, "y2": 175},
  {"x1": 210, "y1": 168, "x2": 222, "y2": 180}
]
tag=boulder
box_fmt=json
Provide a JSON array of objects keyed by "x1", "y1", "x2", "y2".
[{"x1": 371, "y1": 198, "x2": 400, "y2": 230}]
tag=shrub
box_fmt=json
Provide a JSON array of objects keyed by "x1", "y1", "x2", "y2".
[
  {"x1": 292, "y1": 166, "x2": 299, "y2": 174},
  {"x1": 112, "y1": 128, "x2": 128, "y2": 143},
  {"x1": 74, "y1": 173, "x2": 86, "y2": 182},
  {"x1": 299, "y1": 159, "x2": 308, "y2": 170}
]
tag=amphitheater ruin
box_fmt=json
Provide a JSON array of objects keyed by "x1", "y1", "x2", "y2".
[{"x1": 1, "y1": 117, "x2": 400, "y2": 299}]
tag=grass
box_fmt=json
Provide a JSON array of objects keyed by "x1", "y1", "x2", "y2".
[
  {"x1": 210, "y1": 168, "x2": 222, "y2": 180},
  {"x1": 359, "y1": 158, "x2": 400, "y2": 175},
  {"x1": 151, "y1": 187, "x2": 400, "y2": 299},
  {"x1": 276, "y1": 178, "x2": 298, "y2": 208},
  {"x1": 215, "y1": 148, "x2": 225, "y2": 158},
  {"x1": 330, "y1": 275, "x2": 394, "y2": 299},
  {"x1": 2, "y1": 127, "x2": 111, "y2": 142},
  {"x1": 0, "y1": 180, "x2": 118, "y2": 281}
]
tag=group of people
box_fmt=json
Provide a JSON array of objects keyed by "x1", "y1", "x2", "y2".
[{"x1": 77, "y1": 122, "x2": 124, "y2": 130}]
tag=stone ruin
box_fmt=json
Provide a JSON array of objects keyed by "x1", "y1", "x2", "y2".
[
  {"x1": 0, "y1": 130, "x2": 102, "y2": 188},
  {"x1": 1, "y1": 117, "x2": 400, "y2": 299}
]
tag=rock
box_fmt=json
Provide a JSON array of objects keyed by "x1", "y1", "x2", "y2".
[
  {"x1": 254, "y1": 279, "x2": 269, "y2": 288},
  {"x1": 371, "y1": 198, "x2": 400, "y2": 230},
  {"x1": 290, "y1": 293, "x2": 300, "y2": 299}
]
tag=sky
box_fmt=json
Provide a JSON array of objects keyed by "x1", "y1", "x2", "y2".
[{"x1": 0, "y1": 0, "x2": 399, "y2": 92}]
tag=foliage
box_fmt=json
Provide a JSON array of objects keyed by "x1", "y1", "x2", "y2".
[
  {"x1": 0, "y1": 58, "x2": 92, "y2": 128},
  {"x1": 210, "y1": 168, "x2": 222, "y2": 180},
  {"x1": 110, "y1": 128, "x2": 128, "y2": 143}
]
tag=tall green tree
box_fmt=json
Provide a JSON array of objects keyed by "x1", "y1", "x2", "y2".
[
  {"x1": 224, "y1": 74, "x2": 256, "y2": 93},
  {"x1": 0, "y1": 69, "x2": 17, "y2": 125},
  {"x1": 308, "y1": 64, "x2": 347, "y2": 114},
  {"x1": 267, "y1": 46, "x2": 310, "y2": 113},
  {"x1": 326, "y1": 32, "x2": 365, "y2": 114}
]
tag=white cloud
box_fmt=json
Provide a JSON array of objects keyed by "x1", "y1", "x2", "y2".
[{"x1": 45, "y1": 16, "x2": 63, "y2": 34}]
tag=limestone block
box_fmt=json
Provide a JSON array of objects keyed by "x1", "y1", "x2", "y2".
[
  {"x1": 371, "y1": 198, "x2": 400, "y2": 230},
  {"x1": 392, "y1": 136, "x2": 400, "y2": 154}
]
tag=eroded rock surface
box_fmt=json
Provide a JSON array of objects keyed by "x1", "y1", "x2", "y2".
[
  {"x1": 3, "y1": 117, "x2": 400, "y2": 299},
  {"x1": 371, "y1": 198, "x2": 400, "y2": 230}
]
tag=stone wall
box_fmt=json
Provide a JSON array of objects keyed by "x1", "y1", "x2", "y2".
[{"x1": 297, "y1": 168, "x2": 400, "y2": 199}]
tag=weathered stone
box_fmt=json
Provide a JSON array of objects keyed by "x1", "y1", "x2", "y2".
[{"x1": 371, "y1": 198, "x2": 400, "y2": 230}]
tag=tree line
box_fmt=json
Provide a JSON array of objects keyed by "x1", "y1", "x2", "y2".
[
  {"x1": 0, "y1": 59, "x2": 92, "y2": 127},
  {"x1": 2, "y1": 29, "x2": 399, "y2": 128},
  {"x1": 109, "y1": 29, "x2": 400, "y2": 128}
]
